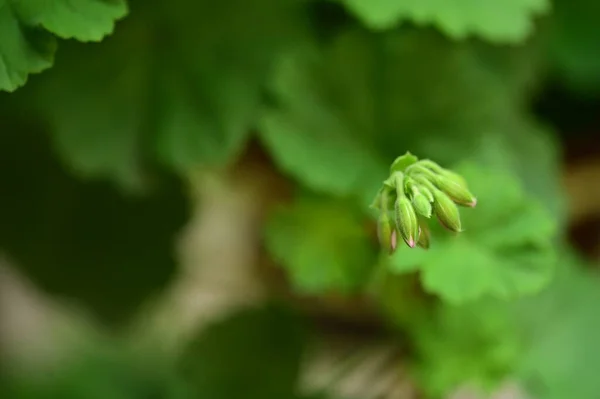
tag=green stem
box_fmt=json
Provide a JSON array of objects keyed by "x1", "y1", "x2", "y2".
[
  {"x1": 393, "y1": 172, "x2": 405, "y2": 199},
  {"x1": 380, "y1": 186, "x2": 390, "y2": 210}
]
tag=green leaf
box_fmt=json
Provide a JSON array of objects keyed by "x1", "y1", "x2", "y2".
[
  {"x1": 13, "y1": 0, "x2": 128, "y2": 42},
  {"x1": 29, "y1": 23, "x2": 151, "y2": 189},
  {"x1": 389, "y1": 151, "x2": 418, "y2": 174},
  {"x1": 0, "y1": 0, "x2": 127, "y2": 93},
  {"x1": 27, "y1": 0, "x2": 306, "y2": 188},
  {"x1": 473, "y1": 117, "x2": 566, "y2": 227},
  {"x1": 517, "y1": 252, "x2": 600, "y2": 399},
  {"x1": 549, "y1": 0, "x2": 600, "y2": 92},
  {"x1": 413, "y1": 300, "x2": 522, "y2": 398},
  {"x1": 261, "y1": 26, "x2": 544, "y2": 206},
  {"x1": 6, "y1": 341, "x2": 191, "y2": 398},
  {"x1": 259, "y1": 34, "x2": 387, "y2": 206},
  {"x1": 264, "y1": 194, "x2": 377, "y2": 294},
  {"x1": 0, "y1": 123, "x2": 189, "y2": 327},
  {"x1": 389, "y1": 164, "x2": 557, "y2": 304},
  {"x1": 335, "y1": 0, "x2": 549, "y2": 43},
  {"x1": 0, "y1": 1, "x2": 55, "y2": 92},
  {"x1": 179, "y1": 305, "x2": 307, "y2": 399}
]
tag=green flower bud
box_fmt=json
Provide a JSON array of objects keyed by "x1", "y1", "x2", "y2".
[
  {"x1": 419, "y1": 185, "x2": 435, "y2": 203},
  {"x1": 390, "y1": 229, "x2": 398, "y2": 253},
  {"x1": 406, "y1": 178, "x2": 432, "y2": 218},
  {"x1": 434, "y1": 171, "x2": 477, "y2": 207},
  {"x1": 417, "y1": 219, "x2": 430, "y2": 250},
  {"x1": 432, "y1": 189, "x2": 462, "y2": 232},
  {"x1": 440, "y1": 169, "x2": 468, "y2": 186},
  {"x1": 407, "y1": 164, "x2": 439, "y2": 184},
  {"x1": 394, "y1": 196, "x2": 420, "y2": 248},
  {"x1": 417, "y1": 159, "x2": 444, "y2": 173},
  {"x1": 377, "y1": 211, "x2": 397, "y2": 254},
  {"x1": 410, "y1": 173, "x2": 436, "y2": 191},
  {"x1": 411, "y1": 189, "x2": 432, "y2": 218}
]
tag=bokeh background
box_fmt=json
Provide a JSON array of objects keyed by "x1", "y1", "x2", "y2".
[{"x1": 1, "y1": 0, "x2": 599, "y2": 398}]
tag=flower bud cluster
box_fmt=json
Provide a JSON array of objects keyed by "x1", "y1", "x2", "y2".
[{"x1": 371, "y1": 152, "x2": 476, "y2": 252}]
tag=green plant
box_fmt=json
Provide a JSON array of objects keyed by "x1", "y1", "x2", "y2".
[
  {"x1": 370, "y1": 152, "x2": 477, "y2": 251},
  {"x1": 2, "y1": 0, "x2": 600, "y2": 398}
]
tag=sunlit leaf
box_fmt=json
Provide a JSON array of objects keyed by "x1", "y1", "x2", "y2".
[{"x1": 335, "y1": 0, "x2": 549, "y2": 42}]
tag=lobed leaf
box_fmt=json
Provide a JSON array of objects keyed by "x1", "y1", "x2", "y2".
[
  {"x1": 390, "y1": 164, "x2": 557, "y2": 304},
  {"x1": 259, "y1": 36, "x2": 387, "y2": 207},
  {"x1": 0, "y1": 0, "x2": 128, "y2": 92},
  {"x1": 260, "y1": 26, "x2": 553, "y2": 208},
  {"x1": 264, "y1": 195, "x2": 377, "y2": 294},
  {"x1": 0, "y1": 0, "x2": 55, "y2": 92},
  {"x1": 28, "y1": 0, "x2": 306, "y2": 188},
  {"x1": 13, "y1": 0, "x2": 128, "y2": 42},
  {"x1": 517, "y1": 251, "x2": 600, "y2": 399},
  {"x1": 336, "y1": 0, "x2": 549, "y2": 43},
  {"x1": 413, "y1": 300, "x2": 522, "y2": 397}
]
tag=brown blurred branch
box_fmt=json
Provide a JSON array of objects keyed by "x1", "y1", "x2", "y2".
[{"x1": 564, "y1": 158, "x2": 600, "y2": 224}]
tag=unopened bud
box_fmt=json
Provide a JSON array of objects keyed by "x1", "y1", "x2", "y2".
[
  {"x1": 394, "y1": 196, "x2": 419, "y2": 248},
  {"x1": 434, "y1": 171, "x2": 477, "y2": 207},
  {"x1": 432, "y1": 189, "x2": 462, "y2": 232},
  {"x1": 411, "y1": 189, "x2": 432, "y2": 218},
  {"x1": 417, "y1": 220, "x2": 430, "y2": 249},
  {"x1": 377, "y1": 211, "x2": 397, "y2": 254},
  {"x1": 418, "y1": 159, "x2": 444, "y2": 174},
  {"x1": 390, "y1": 229, "x2": 398, "y2": 253},
  {"x1": 389, "y1": 152, "x2": 418, "y2": 174},
  {"x1": 419, "y1": 185, "x2": 435, "y2": 202}
]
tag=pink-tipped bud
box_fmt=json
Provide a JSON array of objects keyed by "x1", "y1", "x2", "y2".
[
  {"x1": 391, "y1": 229, "x2": 398, "y2": 252},
  {"x1": 377, "y1": 211, "x2": 397, "y2": 254},
  {"x1": 394, "y1": 196, "x2": 420, "y2": 249}
]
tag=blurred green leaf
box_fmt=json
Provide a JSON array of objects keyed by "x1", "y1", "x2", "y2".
[
  {"x1": 334, "y1": 0, "x2": 549, "y2": 42},
  {"x1": 28, "y1": 0, "x2": 307, "y2": 188},
  {"x1": 179, "y1": 305, "x2": 307, "y2": 399},
  {"x1": 261, "y1": 26, "x2": 547, "y2": 207},
  {"x1": 28, "y1": 22, "x2": 151, "y2": 189},
  {"x1": 13, "y1": 0, "x2": 127, "y2": 42},
  {"x1": 259, "y1": 30, "x2": 387, "y2": 207},
  {"x1": 413, "y1": 300, "x2": 522, "y2": 398},
  {"x1": 0, "y1": 2, "x2": 55, "y2": 92},
  {"x1": 473, "y1": 117, "x2": 566, "y2": 225},
  {"x1": 6, "y1": 343, "x2": 191, "y2": 399},
  {"x1": 390, "y1": 164, "x2": 557, "y2": 303},
  {"x1": 0, "y1": 122, "x2": 189, "y2": 327},
  {"x1": 264, "y1": 194, "x2": 377, "y2": 294},
  {"x1": 549, "y1": 0, "x2": 600, "y2": 92},
  {"x1": 517, "y1": 251, "x2": 600, "y2": 399}
]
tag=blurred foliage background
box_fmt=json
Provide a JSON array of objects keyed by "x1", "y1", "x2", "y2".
[{"x1": 1, "y1": 0, "x2": 600, "y2": 398}]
